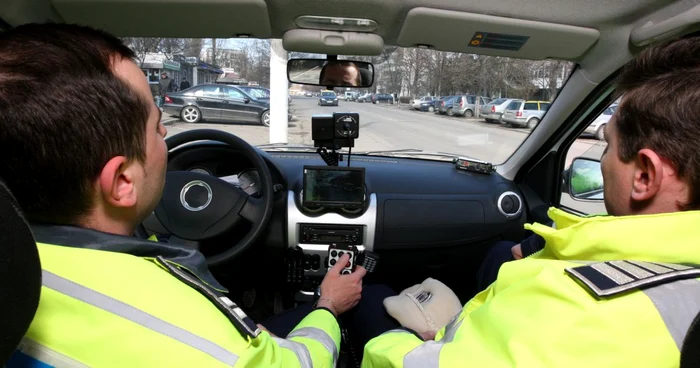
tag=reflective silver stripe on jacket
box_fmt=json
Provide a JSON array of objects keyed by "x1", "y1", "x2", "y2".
[
  {"x1": 403, "y1": 318, "x2": 463, "y2": 368},
  {"x1": 372, "y1": 315, "x2": 463, "y2": 368},
  {"x1": 16, "y1": 337, "x2": 88, "y2": 367},
  {"x1": 288, "y1": 327, "x2": 338, "y2": 367},
  {"x1": 643, "y1": 278, "x2": 700, "y2": 350},
  {"x1": 273, "y1": 337, "x2": 313, "y2": 368},
  {"x1": 42, "y1": 270, "x2": 239, "y2": 366}
]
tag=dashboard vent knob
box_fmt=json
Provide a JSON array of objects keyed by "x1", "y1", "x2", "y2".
[{"x1": 497, "y1": 191, "x2": 523, "y2": 218}]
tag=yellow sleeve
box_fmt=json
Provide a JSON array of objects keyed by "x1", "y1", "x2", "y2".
[
  {"x1": 361, "y1": 329, "x2": 427, "y2": 368},
  {"x1": 285, "y1": 308, "x2": 341, "y2": 368}
]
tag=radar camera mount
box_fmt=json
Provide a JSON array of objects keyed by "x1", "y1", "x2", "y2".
[{"x1": 311, "y1": 112, "x2": 359, "y2": 167}]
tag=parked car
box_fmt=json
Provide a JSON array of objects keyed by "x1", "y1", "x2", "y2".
[
  {"x1": 372, "y1": 93, "x2": 394, "y2": 104},
  {"x1": 238, "y1": 85, "x2": 293, "y2": 111},
  {"x1": 419, "y1": 97, "x2": 444, "y2": 112},
  {"x1": 436, "y1": 95, "x2": 459, "y2": 115},
  {"x1": 318, "y1": 90, "x2": 339, "y2": 106},
  {"x1": 502, "y1": 100, "x2": 551, "y2": 128},
  {"x1": 163, "y1": 84, "x2": 273, "y2": 126},
  {"x1": 304, "y1": 91, "x2": 313, "y2": 97},
  {"x1": 410, "y1": 96, "x2": 437, "y2": 109},
  {"x1": 584, "y1": 104, "x2": 617, "y2": 140},
  {"x1": 357, "y1": 93, "x2": 373, "y2": 103},
  {"x1": 452, "y1": 95, "x2": 492, "y2": 117},
  {"x1": 480, "y1": 98, "x2": 517, "y2": 123},
  {"x1": 345, "y1": 91, "x2": 359, "y2": 101}
]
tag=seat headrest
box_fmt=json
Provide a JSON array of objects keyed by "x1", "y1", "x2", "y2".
[{"x1": 0, "y1": 178, "x2": 41, "y2": 365}]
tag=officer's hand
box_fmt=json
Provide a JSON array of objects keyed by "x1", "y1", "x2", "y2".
[
  {"x1": 511, "y1": 243, "x2": 523, "y2": 260},
  {"x1": 257, "y1": 324, "x2": 277, "y2": 337},
  {"x1": 419, "y1": 331, "x2": 436, "y2": 341},
  {"x1": 319, "y1": 254, "x2": 366, "y2": 316}
]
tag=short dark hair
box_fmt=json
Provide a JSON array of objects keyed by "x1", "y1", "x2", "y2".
[
  {"x1": 0, "y1": 23, "x2": 150, "y2": 225},
  {"x1": 320, "y1": 61, "x2": 362, "y2": 86},
  {"x1": 614, "y1": 34, "x2": 700, "y2": 210}
]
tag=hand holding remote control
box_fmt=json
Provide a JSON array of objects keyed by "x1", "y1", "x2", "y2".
[{"x1": 319, "y1": 253, "x2": 366, "y2": 315}]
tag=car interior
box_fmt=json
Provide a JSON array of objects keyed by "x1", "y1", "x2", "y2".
[{"x1": 4, "y1": 0, "x2": 700, "y2": 366}]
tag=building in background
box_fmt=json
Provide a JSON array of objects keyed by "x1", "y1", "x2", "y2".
[
  {"x1": 138, "y1": 52, "x2": 223, "y2": 101},
  {"x1": 205, "y1": 48, "x2": 244, "y2": 69}
]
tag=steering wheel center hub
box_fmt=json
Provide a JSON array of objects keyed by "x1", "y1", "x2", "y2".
[{"x1": 180, "y1": 180, "x2": 213, "y2": 212}]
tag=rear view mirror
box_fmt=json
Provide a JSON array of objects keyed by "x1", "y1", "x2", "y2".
[
  {"x1": 287, "y1": 59, "x2": 374, "y2": 88},
  {"x1": 568, "y1": 158, "x2": 604, "y2": 201}
]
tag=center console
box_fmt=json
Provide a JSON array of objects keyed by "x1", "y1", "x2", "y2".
[{"x1": 286, "y1": 182, "x2": 377, "y2": 301}]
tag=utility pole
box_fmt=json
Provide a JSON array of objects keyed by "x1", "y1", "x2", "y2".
[{"x1": 269, "y1": 39, "x2": 289, "y2": 143}]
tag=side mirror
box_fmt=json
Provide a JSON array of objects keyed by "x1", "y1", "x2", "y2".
[
  {"x1": 243, "y1": 97, "x2": 250, "y2": 104},
  {"x1": 287, "y1": 59, "x2": 374, "y2": 88},
  {"x1": 568, "y1": 157, "x2": 604, "y2": 201}
]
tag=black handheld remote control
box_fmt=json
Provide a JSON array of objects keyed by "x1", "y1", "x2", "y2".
[
  {"x1": 327, "y1": 244, "x2": 358, "y2": 275},
  {"x1": 357, "y1": 250, "x2": 379, "y2": 273}
]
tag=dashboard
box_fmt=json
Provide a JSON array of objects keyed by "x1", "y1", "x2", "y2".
[{"x1": 160, "y1": 143, "x2": 529, "y2": 299}]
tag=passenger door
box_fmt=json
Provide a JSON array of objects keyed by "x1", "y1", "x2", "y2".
[
  {"x1": 221, "y1": 87, "x2": 259, "y2": 122},
  {"x1": 192, "y1": 86, "x2": 223, "y2": 120}
]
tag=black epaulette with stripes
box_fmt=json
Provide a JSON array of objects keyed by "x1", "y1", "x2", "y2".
[{"x1": 565, "y1": 260, "x2": 700, "y2": 299}]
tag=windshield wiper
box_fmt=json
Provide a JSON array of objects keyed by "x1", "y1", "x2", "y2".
[
  {"x1": 257, "y1": 143, "x2": 319, "y2": 152},
  {"x1": 359, "y1": 148, "x2": 469, "y2": 161}
]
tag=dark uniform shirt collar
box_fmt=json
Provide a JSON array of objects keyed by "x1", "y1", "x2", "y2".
[{"x1": 30, "y1": 223, "x2": 228, "y2": 293}]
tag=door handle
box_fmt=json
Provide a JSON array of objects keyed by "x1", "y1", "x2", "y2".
[{"x1": 196, "y1": 98, "x2": 203, "y2": 101}]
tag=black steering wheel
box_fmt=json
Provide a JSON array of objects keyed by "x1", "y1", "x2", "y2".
[{"x1": 154, "y1": 129, "x2": 275, "y2": 267}]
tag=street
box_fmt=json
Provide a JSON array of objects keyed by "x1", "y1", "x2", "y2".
[{"x1": 163, "y1": 96, "x2": 608, "y2": 214}]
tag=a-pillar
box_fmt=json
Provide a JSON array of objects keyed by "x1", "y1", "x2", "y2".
[{"x1": 269, "y1": 39, "x2": 288, "y2": 143}]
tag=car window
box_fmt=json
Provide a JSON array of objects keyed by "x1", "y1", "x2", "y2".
[
  {"x1": 467, "y1": 96, "x2": 476, "y2": 104},
  {"x1": 540, "y1": 103, "x2": 551, "y2": 111},
  {"x1": 194, "y1": 86, "x2": 220, "y2": 97},
  {"x1": 506, "y1": 101, "x2": 522, "y2": 110},
  {"x1": 491, "y1": 98, "x2": 507, "y2": 105},
  {"x1": 560, "y1": 103, "x2": 616, "y2": 215},
  {"x1": 226, "y1": 88, "x2": 245, "y2": 99},
  {"x1": 240, "y1": 87, "x2": 269, "y2": 98},
  {"x1": 321, "y1": 92, "x2": 335, "y2": 97},
  {"x1": 523, "y1": 102, "x2": 538, "y2": 110}
]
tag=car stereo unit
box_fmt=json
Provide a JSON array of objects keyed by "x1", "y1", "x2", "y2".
[{"x1": 302, "y1": 166, "x2": 366, "y2": 209}]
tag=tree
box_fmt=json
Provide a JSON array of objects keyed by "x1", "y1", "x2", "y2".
[{"x1": 122, "y1": 37, "x2": 201, "y2": 67}]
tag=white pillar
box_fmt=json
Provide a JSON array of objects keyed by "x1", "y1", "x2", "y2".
[
  {"x1": 269, "y1": 39, "x2": 288, "y2": 144},
  {"x1": 192, "y1": 67, "x2": 198, "y2": 86}
]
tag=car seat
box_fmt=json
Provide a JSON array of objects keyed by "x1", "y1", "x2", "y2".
[
  {"x1": 681, "y1": 310, "x2": 700, "y2": 367},
  {"x1": 0, "y1": 178, "x2": 42, "y2": 365}
]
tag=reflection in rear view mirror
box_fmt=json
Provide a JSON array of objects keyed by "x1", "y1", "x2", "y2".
[{"x1": 287, "y1": 59, "x2": 374, "y2": 88}]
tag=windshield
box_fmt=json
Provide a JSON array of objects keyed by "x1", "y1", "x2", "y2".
[{"x1": 137, "y1": 38, "x2": 574, "y2": 164}]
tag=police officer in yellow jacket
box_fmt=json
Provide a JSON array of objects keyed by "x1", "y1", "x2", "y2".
[
  {"x1": 0, "y1": 23, "x2": 366, "y2": 367},
  {"x1": 362, "y1": 34, "x2": 700, "y2": 368}
]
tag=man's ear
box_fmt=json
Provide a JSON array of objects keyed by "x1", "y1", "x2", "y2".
[
  {"x1": 98, "y1": 156, "x2": 138, "y2": 208},
  {"x1": 631, "y1": 148, "x2": 664, "y2": 202}
]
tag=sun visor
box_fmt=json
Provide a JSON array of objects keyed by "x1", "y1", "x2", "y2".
[
  {"x1": 283, "y1": 29, "x2": 384, "y2": 56},
  {"x1": 397, "y1": 8, "x2": 599, "y2": 60},
  {"x1": 631, "y1": 3, "x2": 700, "y2": 46},
  {"x1": 51, "y1": 0, "x2": 272, "y2": 38}
]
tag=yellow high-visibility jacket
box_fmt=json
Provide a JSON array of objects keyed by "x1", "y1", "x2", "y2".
[
  {"x1": 363, "y1": 207, "x2": 700, "y2": 368},
  {"x1": 14, "y1": 231, "x2": 339, "y2": 367}
]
